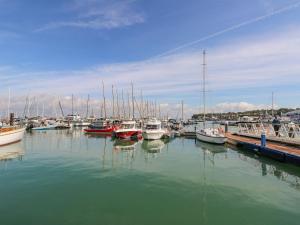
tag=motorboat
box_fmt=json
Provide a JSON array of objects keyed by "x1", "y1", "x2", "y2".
[
  {"x1": 142, "y1": 119, "x2": 166, "y2": 140},
  {"x1": 84, "y1": 119, "x2": 119, "y2": 134},
  {"x1": 31, "y1": 120, "x2": 57, "y2": 130},
  {"x1": 65, "y1": 114, "x2": 91, "y2": 127},
  {"x1": 114, "y1": 121, "x2": 142, "y2": 139}
]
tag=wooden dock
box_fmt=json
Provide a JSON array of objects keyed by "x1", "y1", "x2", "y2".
[{"x1": 226, "y1": 133, "x2": 300, "y2": 166}]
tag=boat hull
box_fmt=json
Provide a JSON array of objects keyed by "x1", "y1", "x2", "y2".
[
  {"x1": 115, "y1": 130, "x2": 142, "y2": 139},
  {"x1": 196, "y1": 132, "x2": 227, "y2": 144},
  {"x1": 0, "y1": 128, "x2": 25, "y2": 146},
  {"x1": 32, "y1": 125, "x2": 57, "y2": 131},
  {"x1": 142, "y1": 131, "x2": 165, "y2": 140},
  {"x1": 84, "y1": 125, "x2": 118, "y2": 134}
]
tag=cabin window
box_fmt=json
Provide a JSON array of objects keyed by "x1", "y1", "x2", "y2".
[
  {"x1": 122, "y1": 124, "x2": 135, "y2": 129},
  {"x1": 146, "y1": 125, "x2": 160, "y2": 130}
]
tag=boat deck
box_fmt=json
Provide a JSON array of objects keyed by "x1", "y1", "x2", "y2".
[{"x1": 226, "y1": 133, "x2": 300, "y2": 166}]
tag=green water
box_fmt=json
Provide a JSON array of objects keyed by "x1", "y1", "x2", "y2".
[{"x1": 0, "y1": 129, "x2": 300, "y2": 225}]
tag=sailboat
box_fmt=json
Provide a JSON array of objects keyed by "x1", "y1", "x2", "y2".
[{"x1": 196, "y1": 51, "x2": 227, "y2": 145}]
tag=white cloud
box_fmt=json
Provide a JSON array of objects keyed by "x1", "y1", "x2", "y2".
[
  {"x1": 211, "y1": 102, "x2": 272, "y2": 113},
  {"x1": 2, "y1": 26, "x2": 300, "y2": 116},
  {"x1": 37, "y1": 0, "x2": 145, "y2": 31}
]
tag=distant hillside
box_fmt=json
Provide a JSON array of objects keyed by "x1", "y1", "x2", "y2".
[{"x1": 192, "y1": 108, "x2": 298, "y2": 120}]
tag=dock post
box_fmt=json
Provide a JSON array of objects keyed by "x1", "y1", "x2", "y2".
[
  {"x1": 225, "y1": 121, "x2": 229, "y2": 133},
  {"x1": 261, "y1": 132, "x2": 266, "y2": 147},
  {"x1": 9, "y1": 113, "x2": 14, "y2": 126}
]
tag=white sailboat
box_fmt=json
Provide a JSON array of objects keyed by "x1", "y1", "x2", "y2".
[
  {"x1": 196, "y1": 51, "x2": 227, "y2": 145},
  {"x1": 0, "y1": 127, "x2": 25, "y2": 146}
]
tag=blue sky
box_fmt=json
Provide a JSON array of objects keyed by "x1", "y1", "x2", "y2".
[{"x1": 1, "y1": 0, "x2": 300, "y2": 116}]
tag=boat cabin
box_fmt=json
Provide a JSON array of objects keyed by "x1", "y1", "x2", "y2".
[
  {"x1": 145, "y1": 120, "x2": 161, "y2": 130},
  {"x1": 120, "y1": 121, "x2": 136, "y2": 129}
]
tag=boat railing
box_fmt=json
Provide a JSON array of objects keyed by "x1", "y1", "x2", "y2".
[{"x1": 237, "y1": 122, "x2": 300, "y2": 140}]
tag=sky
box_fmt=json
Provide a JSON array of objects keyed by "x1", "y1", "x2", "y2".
[{"x1": 1, "y1": 0, "x2": 300, "y2": 117}]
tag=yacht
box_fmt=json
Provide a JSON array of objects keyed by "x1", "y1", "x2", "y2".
[
  {"x1": 114, "y1": 121, "x2": 142, "y2": 139},
  {"x1": 142, "y1": 119, "x2": 166, "y2": 140},
  {"x1": 84, "y1": 119, "x2": 119, "y2": 134},
  {"x1": 0, "y1": 126, "x2": 25, "y2": 146}
]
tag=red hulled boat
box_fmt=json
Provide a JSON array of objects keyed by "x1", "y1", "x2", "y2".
[
  {"x1": 114, "y1": 121, "x2": 142, "y2": 139},
  {"x1": 84, "y1": 119, "x2": 119, "y2": 134}
]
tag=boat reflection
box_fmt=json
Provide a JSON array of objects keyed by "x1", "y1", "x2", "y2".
[
  {"x1": 195, "y1": 140, "x2": 228, "y2": 166},
  {"x1": 196, "y1": 140, "x2": 227, "y2": 154},
  {"x1": 0, "y1": 142, "x2": 24, "y2": 161},
  {"x1": 113, "y1": 139, "x2": 139, "y2": 152},
  {"x1": 85, "y1": 133, "x2": 112, "y2": 139},
  {"x1": 142, "y1": 139, "x2": 165, "y2": 153}
]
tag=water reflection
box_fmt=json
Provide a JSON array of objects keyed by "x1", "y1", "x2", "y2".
[
  {"x1": 22, "y1": 129, "x2": 300, "y2": 190},
  {"x1": 142, "y1": 140, "x2": 165, "y2": 153},
  {"x1": 232, "y1": 146, "x2": 300, "y2": 190},
  {"x1": 0, "y1": 142, "x2": 24, "y2": 162}
]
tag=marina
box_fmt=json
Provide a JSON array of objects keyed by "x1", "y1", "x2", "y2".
[
  {"x1": 1, "y1": 0, "x2": 300, "y2": 224},
  {"x1": 0, "y1": 129, "x2": 300, "y2": 225}
]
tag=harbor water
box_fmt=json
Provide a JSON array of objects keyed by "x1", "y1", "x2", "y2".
[{"x1": 0, "y1": 129, "x2": 300, "y2": 225}]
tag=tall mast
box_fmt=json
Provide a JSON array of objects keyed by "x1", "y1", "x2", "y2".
[
  {"x1": 140, "y1": 90, "x2": 144, "y2": 118},
  {"x1": 116, "y1": 90, "x2": 120, "y2": 119},
  {"x1": 102, "y1": 81, "x2": 107, "y2": 119},
  {"x1": 181, "y1": 100, "x2": 184, "y2": 122},
  {"x1": 86, "y1": 94, "x2": 90, "y2": 118},
  {"x1": 71, "y1": 94, "x2": 74, "y2": 115},
  {"x1": 127, "y1": 91, "x2": 131, "y2": 119},
  {"x1": 272, "y1": 92, "x2": 274, "y2": 117},
  {"x1": 158, "y1": 103, "x2": 161, "y2": 120},
  {"x1": 131, "y1": 82, "x2": 135, "y2": 119},
  {"x1": 112, "y1": 85, "x2": 115, "y2": 118},
  {"x1": 122, "y1": 90, "x2": 125, "y2": 119},
  {"x1": 7, "y1": 88, "x2": 10, "y2": 120},
  {"x1": 203, "y1": 50, "x2": 206, "y2": 127},
  {"x1": 36, "y1": 98, "x2": 39, "y2": 117},
  {"x1": 42, "y1": 103, "x2": 45, "y2": 118}
]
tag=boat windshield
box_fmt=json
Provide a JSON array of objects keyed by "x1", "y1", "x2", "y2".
[
  {"x1": 145, "y1": 124, "x2": 160, "y2": 130},
  {"x1": 121, "y1": 124, "x2": 135, "y2": 129}
]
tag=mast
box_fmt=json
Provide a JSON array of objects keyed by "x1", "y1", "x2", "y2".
[
  {"x1": 203, "y1": 50, "x2": 206, "y2": 128},
  {"x1": 71, "y1": 94, "x2": 74, "y2": 115},
  {"x1": 116, "y1": 90, "x2": 120, "y2": 119},
  {"x1": 86, "y1": 94, "x2": 90, "y2": 118},
  {"x1": 112, "y1": 85, "x2": 115, "y2": 118},
  {"x1": 272, "y1": 92, "x2": 274, "y2": 117},
  {"x1": 59, "y1": 99, "x2": 64, "y2": 117},
  {"x1": 158, "y1": 103, "x2": 161, "y2": 120},
  {"x1": 23, "y1": 96, "x2": 28, "y2": 118},
  {"x1": 7, "y1": 88, "x2": 10, "y2": 120},
  {"x1": 102, "y1": 81, "x2": 107, "y2": 119},
  {"x1": 140, "y1": 90, "x2": 144, "y2": 118},
  {"x1": 127, "y1": 91, "x2": 131, "y2": 119},
  {"x1": 131, "y1": 82, "x2": 135, "y2": 119},
  {"x1": 36, "y1": 98, "x2": 39, "y2": 117},
  {"x1": 122, "y1": 90, "x2": 125, "y2": 119},
  {"x1": 181, "y1": 100, "x2": 184, "y2": 122}
]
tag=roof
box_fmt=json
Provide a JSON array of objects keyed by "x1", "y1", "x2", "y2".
[{"x1": 121, "y1": 120, "x2": 136, "y2": 125}]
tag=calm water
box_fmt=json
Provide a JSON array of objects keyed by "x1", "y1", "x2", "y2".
[{"x1": 0, "y1": 129, "x2": 300, "y2": 225}]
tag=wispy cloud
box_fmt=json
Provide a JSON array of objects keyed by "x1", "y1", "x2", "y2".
[
  {"x1": 36, "y1": 0, "x2": 145, "y2": 31},
  {"x1": 2, "y1": 26, "x2": 300, "y2": 115}
]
